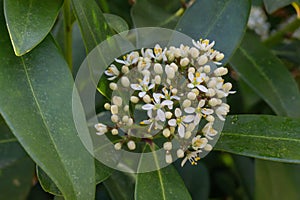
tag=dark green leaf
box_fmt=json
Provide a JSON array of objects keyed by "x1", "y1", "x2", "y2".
[
  {"x1": 104, "y1": 171, "x2": 136, "y2": 200},
  {"x1": 255, "y1": 160, "x2": 300, "y2": 199},
  {"x1": 216, "y1": 115, "x2": 300, "y2": 163},
  {"x1": 135, "y1": 145, "x2": 192, "y2": 200},
  {"x1": 230, "y1": 33, "x2": 300, "y2": 117},
  {"x1": 4, "y1": 0, "x2": 63, "y2": 56},
  {"x1": 131, "y1": 0, "x2": 181, "y2": 28},
  {"x1": 0, "y1": 117, "x2": 35, "y2": 200},
  {"x1": 71, "y1": 0, "x2": 113, "y2": 53},
  {"x1": 263, "y1": 0, "x2": 294, "y2": 13},
  {"x1": 175, "y1": 0, "x2": 251, "y2": 64},
  {"x1": 104, "y1": 13, "x2": 129, "y2": 34},
  {"x1": 0, "y1": 6, "x2": 95, "y2": 199}
]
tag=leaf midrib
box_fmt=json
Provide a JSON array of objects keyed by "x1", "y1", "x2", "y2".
[
  {"x1": 20, "y1": 57, "x2": 76, "y2": 198},
  {"x1": 238, "y1": 46, "x2": 288, "y2": 116},
  {"x1": 221, "y1": 132, "x2": 300, "y2": 142}
]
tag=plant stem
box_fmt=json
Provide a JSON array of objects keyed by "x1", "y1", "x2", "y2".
[
  {"x1": 63, "y1": 0, "x2": 73, "y2": 71},
  {"x1": 263, "y1": 18, "x2": 300, "y2": 47}
]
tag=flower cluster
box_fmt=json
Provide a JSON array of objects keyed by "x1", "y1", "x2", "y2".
[{"x1": 95, "y1": 39, "x2": 235, "y2": 167}]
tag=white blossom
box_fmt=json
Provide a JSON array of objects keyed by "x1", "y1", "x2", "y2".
[
  {"x1": 168, "y1": 108, "x2": 194, "y2": 138},
  {"x1": 131, "y1": 76, "x2": 155, "y2": 98}
]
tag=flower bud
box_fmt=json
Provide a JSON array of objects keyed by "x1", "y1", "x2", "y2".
[
  {"x1": 163, "y1": 128, "x2": 171, "y2": 137},
  {"x1": 154, "y1": 75, "x2": 161, "y2": 84},
  {"x1": 122, "y1": 65, "x2": 129, "y2": 74},
  {"x1": 203, "y1": 65, "x2": 211, "y2": 73},
  {"x1": 180, "y1": 58, "x2": 190, "y2": 67},
  {"x1": 121, "y1": 76, "x2": 130, "y2": 87},
  {"x1": 111, "y1": 128, "x2": 118, "y2": 135},
  {"x1": 182, "y1": 99, "x2": 191, "y2": 108},
  {"x1": 214, "y1": 67, "x2": 228, "y2": 76},
  {"x1": 163, "y1": 142, "x2": 172, "y2": 151},
  {"x1": 112, "y1": 96, "x2": 122, "y2": 106},
  {"x1": 111, "y1": 115, "x2": 119, "y2": 123},
  {"x1": 215, "y1": 53, "x2": 224, "y2": 61},
  {"x1": 189, "y1": 47, "x2": 199, "y2": 58},
  {"x1": 154, "y1": 63, "x2": 163, "y2": 74},
  {"x1": 104, "y1": 103, "x2": 111, "y2": 110},
  {"x1": 187, "y1": 92, "x2": 197, "y2": 100},
  {"x1": 170, "y1": 63, "x2": 178, "y2": 72},
  {"x1": 165, "y1": 153, "x2": 173, "y2": 164},
  {"x1": 204, "y1": 144, "x2": 213, "y2": 151},
  {"x1": 109, "y1": 82, "x2": 118, "y2": 90},
  {"x1": 143, "y1": 94, "x2": 151, "y2": 103},
  {"x1": 114, "y1": 142, "x2": 122, "y2": 150},
  {"x1": 127, "y1": 140, "x2": 136, "y2": 150},
  {"x1": 130, "y1": 96, "x2": 139, "y2": 103},
  {"x1": 110, "y1": 105, "x2": 118, "y2": 115},
  {"x1": 198, "y1": 55, "x2": 208, "y2": 66},
  {"x1": 177, "y1": 149, "x2": 185, "y2": 158}
]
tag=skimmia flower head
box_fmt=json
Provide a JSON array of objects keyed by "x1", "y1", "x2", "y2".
[{"x1": 95, "y1": 38, "x2": 235, "y2": 167}]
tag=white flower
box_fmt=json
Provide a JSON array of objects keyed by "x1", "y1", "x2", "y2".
[
  {"x1": 141, "y1": 48, "x2": 154, "y2": 59},
  {"x1": 192, "y1": 135, "x2": 208, "y2": 150},
  {"x1": 192, "y1": 39, "x2": 215, "y2": 52},
  {"x1": 105, "y1": 64, "x2": 120, "y2": 80},
  {"x1": 137, "y1": 57, "x2": 151, "y2": 72},
  {"x1": 168, "y1": 108, "x2": 194, "y2": 138},
  {"x1": 141, "y1": 93, "x2": 173, "y2": 122},
  {"x1": 187, "y1": 72, "x2": 208, "y2": 93},
  {"x1": 115, "y1": 51, "x2": 139, "y2": 66},
  {"x1": 131, "y1": 76, "x2": 155, "y2": 98},
  {"x1": 161, "y1": 88, "x2": 180, "y2": 109},
  {"x1": 215, "y1": 103, "x2": 230, "y2": 121},
  {"x1": 181, "y1": 150, "x2": 202, "y2": 166},
  {"x1": 94, "y1": 123, "x2": 108, "y2": 135},
  {"x1": 153, "y1": 44, "x2": 167, "y2": 61},
  {"x1": 185, "y1": 99, "x2": 205, "y2": 124},
  {"x1": 202, "y1": 122, "x2": 218, "y2": 140},
  {"x1": 127, "y1": 140, "x2": 136, "y2": 150},
  {"x1": 140, "y1": 110, "x2": 163, "y2": 132}
]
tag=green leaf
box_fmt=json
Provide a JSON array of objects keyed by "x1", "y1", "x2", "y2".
[
  {"x1": 131, "y1": 0, "x2": 181, "y2": 28},
  {"x1": 104, "y1": 13, "x2": 129, "y2": 34},
  {"x1": 0, "y1": 6, "x2": 95, "y2": 199},
  {"x1": 255, "y1": 161, "x2": 300, "y2": 199},
  {"x1": 135, "y1": 145, "x2": 192, "y2": 200},
  {"x1": 0, "y1": 117, "x2": 35, "y2": 200},
  {"x1": 37, "y1": 160, "x2": 112, "y2": 196},
  {"x1": 215, "y1": 115, "x2": 300, "y2": 163},
  {"x1": 103, "y1": 171, "x2": 136, "y2": 200},
  {"x1": 4, "y1": 0, "x2": 63, "y2": 56},
  {"x1": 71, "y1": 0, "x2": 113, "y2": 53},
  {"x1": 263, "y1": 0, "x2": 294, "y2": 13},
  {"x1": 230, "y1": 33, "x2": 300, "y2": 118},
  {"x1": 175, "y1": 0, "x2": 251, "y2": 64}
]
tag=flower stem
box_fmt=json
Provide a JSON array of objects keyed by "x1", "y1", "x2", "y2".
[
  {"x1": 63, "y1": 0, "x2": 73, "y2": 71},
  {"x1": 263, "y1": 18, "x2": 300, "y2": 47}
]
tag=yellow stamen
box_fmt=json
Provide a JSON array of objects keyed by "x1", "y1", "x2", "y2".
[
  {"x1": 195, "y1": 72, "x2": 200, "y2": 77},
  {"x1": 292, "y1": 2, "x2": 300, "y2": 18}
]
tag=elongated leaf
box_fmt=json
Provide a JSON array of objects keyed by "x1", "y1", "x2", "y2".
[
  {"x1": 104, "y1": 171, "x2": 136, "y2": 200},
  {"x1": 263, "y1": 0, "x2": 294, "y2": 13},
  {"x1": 131, "y1": 0, "x2": 181, "y2": 28},
  {"x1": 37, "y1": 160, "x2": 112, "y2": 196},
  {"x1": 216, "y1": 115, "x2": 300, "y2": 163},
  {"x1": 256, "y1": 161, "x2": 300, "y2": 199},
  {"x1": 0, "y1": 117, "x2": 35, "y2": 200},
  {"x1": 0, "y1": 5, "x2": 95, "y2": 199},
  {"x1": 175, "y1": 0, "x2": 250, "y2": 64},
  {"x1": 135, "y1": 145, "x2": 191, "y2": 200},
  {"x1": 71, "y1": 0, "x2": 113, "y2": 53},
  {"x1": 230, "y1": 33, "x2": 300, "y2": 117},
  {"x1": 104, "y1": 14, "x2": 129, "y2": 34},
  {"x1": 4, "y1": 0, "x2": 63, "y2": 56}
]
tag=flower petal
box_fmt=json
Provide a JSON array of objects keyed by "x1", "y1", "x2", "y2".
[
  {"x1": 196, "y1": 85, "x2": 208, "y2": 93},
  {"x1": 178, "y1": 124, "x2": 185, "y2": 138},
  {"x1": 115, "y1": 58, "x2": 126, "y2": 65},
  {"x1": 183, "y1": 115, "x2": 194, "y2": 123},
  {"x1": 157, "y1": 109, "x2": 166, "y2": 122},
  {"x1": 161, "y1": 100, "x2": 173, "y2": 106},
  {"x1": 184, "y1": 107, "x2": 195, "y2": 114},
  {"x1": 168, "y1": 119, "x2": 177, "y2": 127},
  {"x1": 142, "y1": 104, "x2": 154, "y2": 110},
  {"x1": 131, "y1": 84, "x2": 142, "y2": 91},
  {"x1": 138, "y1": 91, "x2": 147, "y2": 98},
  {"x1": 175, "y1": 108, "x2": 182, "y2": 117}
]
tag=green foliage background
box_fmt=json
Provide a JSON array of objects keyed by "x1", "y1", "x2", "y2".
[{"x1": 0, "y1": 0, "x2": 300, "y2": 199}]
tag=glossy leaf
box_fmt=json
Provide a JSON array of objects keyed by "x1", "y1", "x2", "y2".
[
  {"x1": 0, "y1": 6, "x2": 95, "y2": 199},
  {"x1": 175, "y1": 0, "x2": 251, "y2": 64},
  {"x1": 4, "y1": 0, "x2": 63, "y2": 56},
  {"x1": 135, "y1": 145, "x2": 191, "y2": 200},
  {"x1": 256, "y1": 161, "x2": 300, "y2": 199},
  {"x1": 104, "y1": 171, "x2": 136, "y2": 200},
  {"x1": 71, "y1": 0, "x2": 113, "y2": 53},
  {"x1": 37, "y1": 160, "x2": 112, "y2": 196},
  {"x1": 131, "y1": 0, "x2": 181, "y2": 28},
  {"x1": 230, "y1": 33, "x2": 300, "y2": 117},
  {"x1": 263, "y1": 0, "x2": 294, "y2": 13},
  {"x1": 104, "y1": 13, "x2": 129, "y2": 34},
  {"x1": 216, "y1": 115, "x2": 300, "y2": 163},
  {"x1": 0, "y1": 117, "x2": 35, "y2": 200}
]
